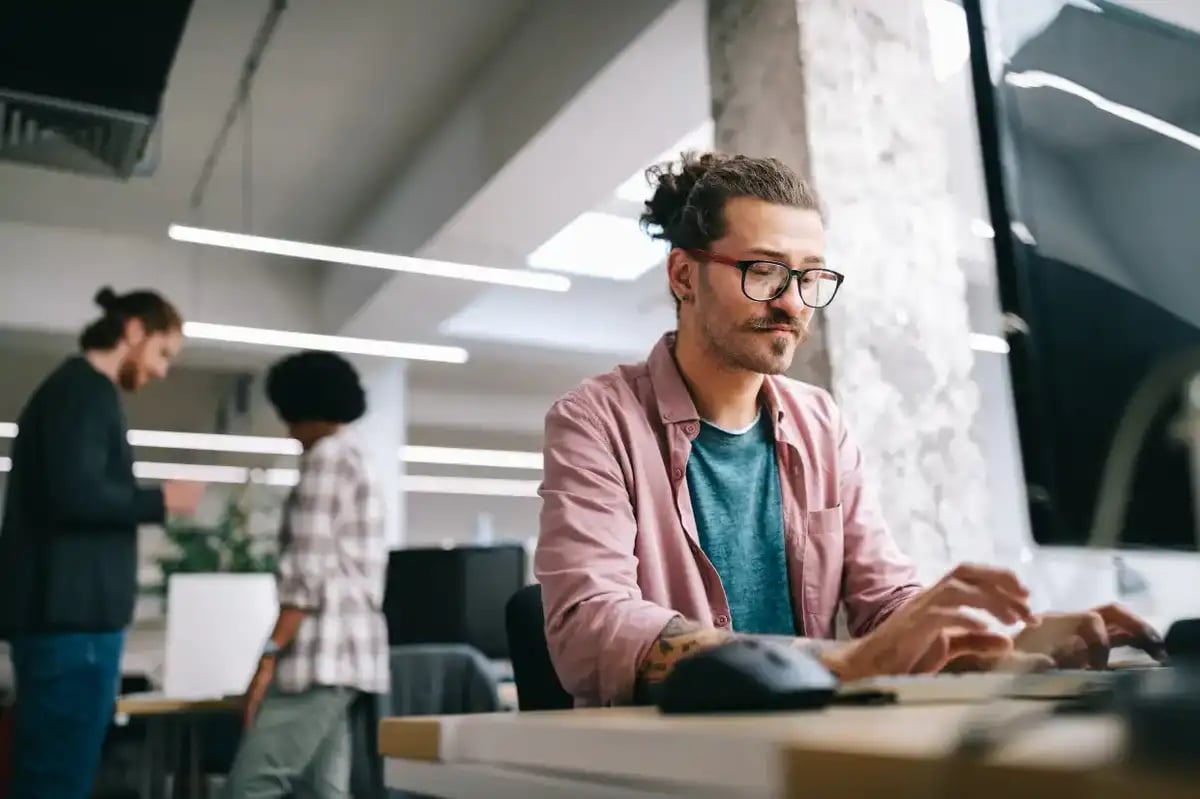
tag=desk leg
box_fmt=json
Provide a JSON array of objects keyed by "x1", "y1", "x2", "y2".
[{"x1": 140, "y1": 717, "x2": 168, "y2": 799}]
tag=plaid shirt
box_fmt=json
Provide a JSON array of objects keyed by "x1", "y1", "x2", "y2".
[{"x1": 274, "y1": 430, "x2": 390, "y2": 694}]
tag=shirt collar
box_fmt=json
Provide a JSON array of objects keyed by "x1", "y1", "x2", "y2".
[{"x1": 647, "y1": 331, "x2": 798, "y2": 445}]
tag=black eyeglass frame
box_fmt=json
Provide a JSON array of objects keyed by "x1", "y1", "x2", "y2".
[{"x1": 687, "y1": 249, "x2": 845, "y2": 307}]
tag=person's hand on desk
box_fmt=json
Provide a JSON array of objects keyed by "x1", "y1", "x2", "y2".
[
  {"x1": 821, "y1": 564, "x2": 1035, "y2": 681},
  {"x1": 1010, "y1": 603, "x2": 1167, "y2": 669}
]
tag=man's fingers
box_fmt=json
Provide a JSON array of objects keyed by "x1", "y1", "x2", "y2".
[
  {"x1": 1096, "y1": 604, "x2": 1166, "y2": 656},
  {"x1": 926, "y1": 578, "x2": 1031, "y2": 625},
  {"x1": 945, "y1": 563, "x2": 1030, "y2": 598},
  {"x1": 1073, "y1": 612, "x2": 1111, "y2": 669}
]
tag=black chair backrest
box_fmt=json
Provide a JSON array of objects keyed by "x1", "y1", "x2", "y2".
[{"x1": 505, "y1": 584, "x2": 574, "y2": 711}]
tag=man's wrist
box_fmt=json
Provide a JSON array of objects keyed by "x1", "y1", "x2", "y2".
[{"x1": 261, "y1": 639, "x2": 281, "y2": 660}]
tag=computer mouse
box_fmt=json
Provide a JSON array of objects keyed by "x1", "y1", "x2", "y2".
[{"x1": 656, "y1": 637, "x2": 838, "y2": 714}]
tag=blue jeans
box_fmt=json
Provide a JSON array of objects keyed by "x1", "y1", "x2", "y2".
[{"x1": 8, "y1": 631, "x2": 125, "y2": 799}]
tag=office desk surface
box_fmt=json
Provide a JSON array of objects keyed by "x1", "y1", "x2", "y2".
[
  {"x1": 116, "y1": 692, "x2": 241, "y2": 716},
  {"x1": 379, "y1": 703, "x2": 1197, "y2": 799}
]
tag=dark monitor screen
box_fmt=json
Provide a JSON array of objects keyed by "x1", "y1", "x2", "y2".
[
  {"x1": 383, "y1": 544, "x2": 527, "y2": 659},
  {"x1": 965, "y1": 0, "x2": 1200, "y2": 549}
]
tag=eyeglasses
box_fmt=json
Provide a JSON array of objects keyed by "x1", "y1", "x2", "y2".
[{"x1": 688, "y1": 250, "x2": 844, "y2": 308}]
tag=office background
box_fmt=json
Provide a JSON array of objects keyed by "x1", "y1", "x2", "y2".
[{"x1": 0, "y1": 0, "x2": 1197, "y2": 672}]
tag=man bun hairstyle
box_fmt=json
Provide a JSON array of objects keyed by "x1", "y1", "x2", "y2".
[
  {"x1": 79, "y1": 286, "x2": 183, "y2": 351},
  {"x1": 640, "y1": 151, "x2": 822, "y2": 252},
  {"x1": 266, "y1": 351, "x2": 367, "y2": 425}
]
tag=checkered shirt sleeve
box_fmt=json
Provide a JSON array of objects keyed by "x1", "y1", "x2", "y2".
[{"x1": 274, "y1": 432, "x2": 390, "y2": 695}]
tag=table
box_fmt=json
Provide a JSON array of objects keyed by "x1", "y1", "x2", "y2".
[
  {"x1": 115, "y1": 692, "x2": 241, "y2": 799},
  {"x1": 378, "y1": 703, "x2": 1200, "y2": 798}
]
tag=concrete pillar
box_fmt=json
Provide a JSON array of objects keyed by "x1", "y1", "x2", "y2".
[
  {"x1": 708, "y1": 0, "x2": 998, "y2": 581},
  {"x1": 355, "y1": 362, "x2": 407, "y2": 549}
]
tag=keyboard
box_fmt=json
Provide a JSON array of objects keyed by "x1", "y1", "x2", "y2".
[{"x1": 838, "y1": 665, "x2": 1171, "y2": 705}]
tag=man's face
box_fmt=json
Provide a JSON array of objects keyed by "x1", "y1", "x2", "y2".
[
  {"x1": 118, "y1": 325, "x2": 183, "y2": 391},
  {"x1": 680, "y1": 197, "x2": 827, "y2": 375}
]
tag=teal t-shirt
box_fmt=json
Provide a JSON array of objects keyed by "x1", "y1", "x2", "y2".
[{"x1": 686, "y1": 410, "x2": 796, "y2": 635}]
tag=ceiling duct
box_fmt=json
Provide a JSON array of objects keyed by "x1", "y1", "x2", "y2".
[{"x1": 0, "y1": 1, "x2": 195, "y2": 180}]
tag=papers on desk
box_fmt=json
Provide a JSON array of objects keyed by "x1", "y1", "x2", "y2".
[{"x1": 163, "y1": 574, "x2": 277, "y2": 700}]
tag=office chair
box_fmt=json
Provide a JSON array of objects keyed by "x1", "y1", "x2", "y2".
[{"x1": 504, "y1": 585, "x2": 574, "y2": 711}]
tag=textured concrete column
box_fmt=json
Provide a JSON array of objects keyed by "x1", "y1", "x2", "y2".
[
  {"x1": 355, "y1": 362, "x2": 407, "y2": 549},
  {"x1": 709, "y1": 0, "x2": 994, "y2": 581}
]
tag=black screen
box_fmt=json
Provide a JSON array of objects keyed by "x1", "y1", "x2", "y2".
[
  {"x1": 383, "y1": 544, "x2": 527, "y2": 659},
  {"x1": 966, "y1": 0, "x2": 1200, "y2": 549}
]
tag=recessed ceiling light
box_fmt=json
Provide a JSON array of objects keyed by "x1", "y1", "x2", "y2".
[
  {"x1": 168, "y1": 225, "x2": 571, "y2": 293},
  {"x1": 183, "y1": 322, "x2": 469, "y2": 364},
  {"x1": 528, "y1": 212, "x2": 666, "y2": 281}
]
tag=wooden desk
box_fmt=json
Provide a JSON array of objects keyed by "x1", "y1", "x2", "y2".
[{"x1": 378, "y1": 703, "x2": 1198, "y2": 799}]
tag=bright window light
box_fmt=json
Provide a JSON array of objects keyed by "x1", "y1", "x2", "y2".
[
  {"x1": 403, "y1": 445, "x2": 542, "y2": 470},
  {"x1": 1006, "y1": 70, "x2": 1200, "y2": 154},
  {"x1": 168, "y1": 225, "x2": 570, "y2": 293},
  {"x1": 528, "y1": 212, "x2": 667, "y2": 281},
  {"x1": 923, "y1": 0, "x2": 969, "y2": 82},
  {"x1": 614, "y1": 119, "x2": 715, "y2": 204},
  {"x1": 183, "y1": 322, "x2": 469, "y2": 364}
]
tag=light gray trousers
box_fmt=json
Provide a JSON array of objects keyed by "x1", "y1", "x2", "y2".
[{"x1": 221, "y1": 686, "x2": 356, "y2": 799}]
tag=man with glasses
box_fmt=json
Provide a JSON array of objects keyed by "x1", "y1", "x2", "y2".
[{"x1": 534, "y1": 152, "x2": 1162, "y2": 707}]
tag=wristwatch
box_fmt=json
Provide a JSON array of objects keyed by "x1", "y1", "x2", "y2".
[{"x1": 261, "y1": 639, "x2": 281, "y2": 659}]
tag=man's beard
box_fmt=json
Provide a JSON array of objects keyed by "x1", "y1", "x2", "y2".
[
  {"x1": 117, "y1": 359, "x2": 141, "y2": 391},
  {"x1": 703, "y1": 310, "x2": 807, "y2": 376}
]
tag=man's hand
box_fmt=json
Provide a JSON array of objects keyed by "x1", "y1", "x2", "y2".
[
  {"x1": 162, "y1": 480, "x2": 205, "y2": 516},
  {"x1": 242, "y1": 656, "x2": 276, "y2": 730},
  {"x1": 821, "y1": 564, "x2": 1034, "y2": 682},
  {"x1": 1013, "y1": 603, "x2": 1166, "y2": 669}
]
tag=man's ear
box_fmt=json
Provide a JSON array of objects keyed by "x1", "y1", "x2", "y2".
[
  {"x1": 123, "y1": 317, "x2": 147, "y2": 346},
  {"x1": 666, "y1": 248, "x2": 697, "y2": 305}
]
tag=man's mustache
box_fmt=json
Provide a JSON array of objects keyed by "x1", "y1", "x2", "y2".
[{"x1": 744, "y1": 311, "x2": 802, "y2": 333}]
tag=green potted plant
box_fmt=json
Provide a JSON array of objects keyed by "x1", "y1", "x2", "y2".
[{"x1": 150, "y1": 482, "x2": 278, "y2": 599}]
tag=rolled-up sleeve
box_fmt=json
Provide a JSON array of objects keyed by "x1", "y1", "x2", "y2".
[
  {"x1": 832, "y1": 397, "x2": 925, "y2": 636},
  {"x1": 534, "y1": 398, "x2": 678, "y2": 706},
  {"x1": 277, "y1": 448, "x2": 341, "y2": 610}
]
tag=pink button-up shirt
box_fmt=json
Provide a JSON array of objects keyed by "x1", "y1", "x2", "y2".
[{"x1": 534, "y1": 333, "x2": 923, "y2": 706}]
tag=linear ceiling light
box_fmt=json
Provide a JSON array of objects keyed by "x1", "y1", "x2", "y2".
[
  {"x1": 970, "y1": 333, "x2": 1010, "y2": 354},
  {"x1": 128, "y1": 429, "x2": 303, "y2": 455},
  {"x1": 168, "y1": 225, "x2": 571, "y2": 293},
  {"x1": 402, "y1": 445, "x2": 542, "y2": 470},
  {"x1": 125, "y1": 461, "x2": 539, "y2": 496},
  {"x1": 183, "y1": 322, "x2": 469, "y2": 363}
]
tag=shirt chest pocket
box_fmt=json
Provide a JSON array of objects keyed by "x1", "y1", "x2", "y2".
[{"x1": 801, "y1": 506, "x2": 845, "y2": 633}]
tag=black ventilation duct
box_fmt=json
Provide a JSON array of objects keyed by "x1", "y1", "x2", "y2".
[{"x1": 0, "y1": 1, "x2": 195, "y2": 180}]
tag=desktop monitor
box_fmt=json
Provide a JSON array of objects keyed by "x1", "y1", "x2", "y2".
[
  {"x1": 964, "y1": 0, "x2": 1200, "y2": 550},
  {"x1": 382, "y1": 543, "x2": 527, "y2": 659}
]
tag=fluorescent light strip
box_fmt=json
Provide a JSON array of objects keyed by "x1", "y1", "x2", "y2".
[
  {"x1": 128, "y1": 430, "x2": 302, "y2": 456},
  {"x1": 0, "y1": 456, "x2": 9, "y2": 473},
  {"x1": 128, "y1": 461, "x2": 538, "y2": 496},
  {"x1": 403, "y1": 445, "x2": 542, "y2": 470},
  {"x1": 402, "y1": 475, "x2": 541, "y2": 497},
  {"x1": 168, "y1": 225, "x2": 571, "y2": 293},
  {"x1": 0, "y1": 425, "x2": 545, "y2": 471},
  {"x1": 1006, "y1": 70, "x2": 1200, "y2": 154},
  {"x1": 184, "y1": 322, "x2": 469, "y2": 364}
]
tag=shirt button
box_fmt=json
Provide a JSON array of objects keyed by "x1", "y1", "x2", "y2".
[
  {"x1": 684, "y1": 422, "x2": 698, "y2": 436},
  {"x1": 672, "y1": 467, "x2": 683, "y2": 480},
  {"x1": 714, "y1": 614, "x2": 730, "y2": 627}
]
